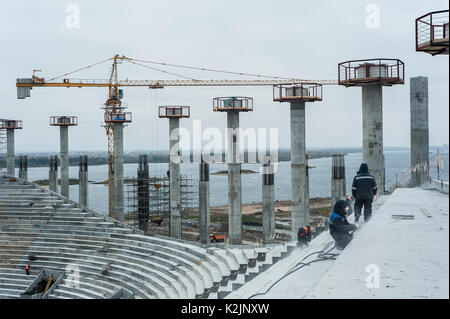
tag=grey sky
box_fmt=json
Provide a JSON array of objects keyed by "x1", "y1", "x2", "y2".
[{"x1": 2, "y1": 0, "x2": 449, "y2": 153}]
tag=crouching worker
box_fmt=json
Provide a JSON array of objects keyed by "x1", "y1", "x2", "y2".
[
  {"x1": 329, "y1": 200, "x2": 359, "y2": 249},
  {"x1": 297, "y1": 226, "x2": 312, "y2": 246}
]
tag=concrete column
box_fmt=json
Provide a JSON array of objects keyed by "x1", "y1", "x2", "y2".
[
  {"x1": 410, "y1": 76, "x2": 429, "y2": 186},
  {"x1": 59, "y1": 126, "x2": 69, "y2": 197},
  {"x1": 227, "y1": 111, "x2": 242, "y2": 245},
  {"x1": 305, "y1": 155, "x2": 310, "y2": 226},
  {"x1": 79, "y1": 155, "x2": 88, "y2": 207},
  {"x1": 19, "y1": 156, "x2": 28, "y2": 180},
  {"x1": 331, "y1": 154, "x2": 346, "y2": 208},
  {"x1": 199, "y1": 160, "x2": 210, "y2": 244},
  {"x1": 362, "y1": 84, "x2": 384, "y2": 194},
  {"x1": 6, "y1": 128, "x2": 14, "y2": 176},
  {"x1": 290, "y1": 101, "x2": 307, "y2": 238},
  {"x1": 262, "y1": 161, "x2": 275, "y2": 242},
  {"x1": 113, "y1": 122, "x2": 124, "y2": 222},
  {"x1": 169, "y1": 118, "x2": 181, "y2": 238},
  {"x1": 137, "y1": 155, "x2": 150, "y2": 232},
  {"x1": 49, "y1": 156, "x2": 58, "y2": 193}
]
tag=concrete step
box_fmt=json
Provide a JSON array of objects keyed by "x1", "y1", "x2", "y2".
[
  {"x1": 0, "y1": 260, "x2": 159, "y2": 299},
  {"x1": 0, "y1": 288, "x2": 23, "y2": 297},
  {"x1": 1, "y1": 240, "x2": 198, "y2": 298},
  {"x1": 12, "y1": 247, "x2": 188, "y2": 298},
  {"x1": 0, "y1": 195, "x2": 61, "y2": 201},
  {"x1": 0, "y1": 232, "x2": 216, "y2": 294},
  {"x1": 0, "y1": 251, "x2": 173, "y2": 297},
  {"x1": 2, "y1": 225, "x2": 135, "y2": 235},
  {"x1": 1, "y1": 236, "x2": 201, "y2": 299},
  {"x1": 0, "y1": 277, "x2": 33, "y2": 286},
  {"x1": 0, "y1": 175, "x2": 271, "y2": 300},
  {"x1": 50, "y1": 288, "x2": 94, "y2": 299}
]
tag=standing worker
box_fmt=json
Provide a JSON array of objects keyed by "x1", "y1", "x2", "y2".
[{"x1": 351, "y1": 163, "x2": 378, "y2": 222}]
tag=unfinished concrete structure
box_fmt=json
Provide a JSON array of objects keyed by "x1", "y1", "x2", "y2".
[
  {"x1": 338, "y1": 59, "x2": 405, "y2": 194},
  {"x1": 199, "y1": 158, "x2": 210, "y2": 244},
  {"x1": 159, "y1": 106, "x2": 190, "y2": 239},
  {"x1": 262, "y1": 160, "x2": 275, "y2": 242},
  {"x1": 213, "y1": 97, "x2": 253, "y2": 245},
  {"x1": 331, "y1": 154, "x2": 346, "y2": 208},
  {"x1": 0, "y1": 173, "x2": 298, "y2": 299},
  {"x1": 137, "y1": 154, "x2": 150, "y2": 232},
  {"x1": 273, "y1": 83, "x2": 322, "y2": 238},
  {"x1": 410, "y1": 76, "x2": 430, "y2": 186},
  {"x1": 305, "y1": 154, "x2": 310, "y2": 224},
  {"x1": 104, "y1": 112, "x2": 132, "y2": 222},
  {"x1": 49, "y1": 155, "x2": 58, "y2": 192},
  {"x1": 0, "y1": 120, "x2": 23, "y2": 177},
  {"x1": 18, "y1": 156, "x2": 28, "y2": 180},
  {"x1": 50, "y1": 116, "x2": 78, "y2": 197},
  {"x1": 0, "y1": 124, "x2": 5, "y2": 173},
  {"x1": 415, "y1": 10, "x2": 449, "y2": 56},
  {"x1": 79, "y1": 155, "x2": 88, "y2": 207}
]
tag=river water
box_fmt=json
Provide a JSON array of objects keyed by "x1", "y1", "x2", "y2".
[{"x1": 16, "y1": 151, "x2": 448, "y2": 215}]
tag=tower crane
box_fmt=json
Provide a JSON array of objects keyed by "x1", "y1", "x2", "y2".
[{"x1": 16, "y1": 54, "x2": 337, "y2": 217}]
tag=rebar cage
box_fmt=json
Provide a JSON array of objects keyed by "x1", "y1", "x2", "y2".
[
  {"x1": 338, "y1": 59, "x2": 405, "y2": 87},
  {"x1": 0, "y1": 121, "x2": 6, "y2": 172},
  {"x1": 0, "y1": 119, "x2": 23, "y2": 130},
  {"x1": 332, "y1": 154, "x2": 345, "y2": 179},
  {"x1": 416, "y1": 10, "x2": 449, "y2": 55},
  {"x1": 158, "y1": 106, "x2": 190, "y2": 118},
  {"x1": 103, "y1": 112, "x2": 132, "y2": 123},
  {"x1": 50, "y1": 116, "x2": 78, "y2": 126},
  {"x1": 125, "y1": 175, "x2": 197, "y2": 234},
  {"x1": 273, "y1": 83, "x2": 323, "y2": 102},
  {"x1": 213, "y1": 97, "x2": 253, "y2": 112}
]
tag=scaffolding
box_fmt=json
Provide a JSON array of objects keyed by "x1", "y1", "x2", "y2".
[
  {"x1": 126, "y1": 173, "x2": 197, "y2": 236},
  {"x1": 0, "y1": 119, "x2": 7, "y2": 173}
]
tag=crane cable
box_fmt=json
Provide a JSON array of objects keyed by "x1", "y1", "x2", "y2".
[
  {"x1": 46, "y1": 57, "x2": 114, "y2": 82},
  {"x1": 123, "y1": 59, "x2": 199, "y2": 81},
  {"x1": 125, "y1": 56, "x2": 300, "y2": 81},
  {"x1": 41, "y1": 55, "x2": 337, "y2": 85}
]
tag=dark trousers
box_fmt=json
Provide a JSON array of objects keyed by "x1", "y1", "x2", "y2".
[
  {"x1": 354, "y1": 198, "x2": 373, "y2": 221},
  {"x1": 335, "y1": 233, "x2": 353, "y2": 249}
]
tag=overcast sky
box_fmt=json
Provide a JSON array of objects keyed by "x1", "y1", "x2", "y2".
[{"x1": 2, "y1": 0, "x2": 449, "y2": 153}]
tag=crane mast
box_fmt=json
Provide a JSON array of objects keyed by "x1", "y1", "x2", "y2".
[{"x1": 103, "y1": 55, "x2": 123, "y2": 217}]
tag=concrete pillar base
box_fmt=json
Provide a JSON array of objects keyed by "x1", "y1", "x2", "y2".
[
  {"x1": 362, "y1": 84, "x2": 384, "y2": 194},
  {"x1": 169, "y1": 118, "x2": 181, "y2": 239},
  {"x1": 6, "y1": 129, "x2": 15, "y2": 177},
  {"x1": 410, "y1": 76, "x2": 429, "y2": 187},
  {"x1": 60, "y1": 126, "x2": 69, "y2": 197},
  {"x1": 113, "y1": 123, "x2": 124, "y2": 222}
]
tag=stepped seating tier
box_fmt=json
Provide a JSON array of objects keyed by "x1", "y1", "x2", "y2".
[{"x1": 0, "y1": 174, "x2": 294, "y2": 299}]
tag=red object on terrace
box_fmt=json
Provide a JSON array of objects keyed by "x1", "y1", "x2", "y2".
[
  {"x1": 50, "y1": 116, "x2": 78, "y2": 126},
  {"x1": 104, "y1": 112, "x2": 132, "y2": 123},
  {"x1": 158, "y1": 106, "x2": 190, "y2": 118},
  {"x1": 416, "y1": 10, "x2": 449, "y2": 56},
  {"x1": 273, "y1": 83, "x2": 322, "y2": 102},
  {"x1": 213, "y1": 97, "x2": 253, "y2": 112},
  {"x1": 0, "y1": 120, "x2": 23, "y2": 129},
  {"x1": 338, "y1": 59, "x2": 405, "y2": 87}
]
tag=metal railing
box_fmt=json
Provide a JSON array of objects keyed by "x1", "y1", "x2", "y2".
[
  {"x1": 338, "y1": 58, "x2": 405, "y2": 86},
  {"x1": 384, "y1": 152, "x2": 449, "y2": 193},
  {"x1": 416, "y1": 10, "x2": 449, "y2": 50}
]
